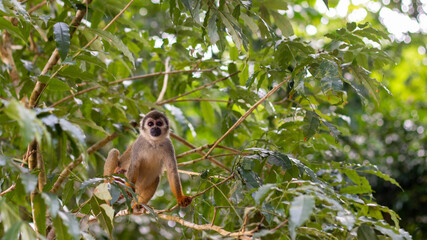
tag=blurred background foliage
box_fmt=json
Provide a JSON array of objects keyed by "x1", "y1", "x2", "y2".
[{"x1": 0, "y1": 0, "x2": 426, "y2": 239}]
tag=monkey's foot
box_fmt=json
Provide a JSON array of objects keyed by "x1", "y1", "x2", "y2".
[{"x1": 178, "y1": 196, "x2": 192, "y2": 208}]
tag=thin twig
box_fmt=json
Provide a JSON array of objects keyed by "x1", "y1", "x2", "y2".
[
  {"x1": 170, "y1": 133, "x2": 230, "y2": 172},
  {"x1": 178, "y1": 153, "x2": 243, "y2": 167},
  {"x1": 50, "y1": 133, "x2": 118, "y2": 193},
  {"x1": 156, "y1": 57, "x2": 170, "y2": 103},
  {"x1": 177, "y1": 169, "x2": 227, "y2": 179},
  {"x1": 156, "y1": 71, "x2": 240, "y2": 105},
  {"x1": 0, "y1": 183, "x2": 16, "y2": 196},
  {"x1": 28, "y1": 0, "x2": 47, "y2": 14},
  {"x1": 167, "y1": 98, "x2": 230, "y2": 103},
  {"x1": 204, "y1": 77, "x2": 290, "y2": 158},
  {"x1": 191, "y1": 174, "x2": 234, "y2": 198},
  {"x1": 49, "y1": 68, "x2": 215, "y2": 108}
]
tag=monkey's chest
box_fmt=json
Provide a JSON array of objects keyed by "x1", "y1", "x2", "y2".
[{"x1": 137, "y1": 150, "x2": 164, "y2": 184}]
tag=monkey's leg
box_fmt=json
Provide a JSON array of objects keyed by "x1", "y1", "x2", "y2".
[
  {"x1": 136, "y1": 176, "x2": 160, "y2": 205},
  {"x1": 104, "y1": 149, "x2": 120, "y2": 175}
]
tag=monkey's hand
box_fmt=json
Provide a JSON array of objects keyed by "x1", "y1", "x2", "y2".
[{"x1": 178, "y1": 196, "x2": 192, "y2": 207}]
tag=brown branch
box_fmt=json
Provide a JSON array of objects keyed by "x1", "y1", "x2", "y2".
[
  {"x1": 28, "y1": 0, "x2": 93, "y2": 108},
  {"x1": 49, "y1": 68, "x2": 215, "y2": 108},
  {"x1": 156, "y1": 71, "x2": 240, "y2": 105},
  {"x1": 28, "y1": 0, "x2": 48, "y2": 14},
  {"x1": 204, "y1": 77, "x2": 290, "y2": 158},
  {"x1": 157, "y1": 214, "x2": 253, "y2": 239},
  {"x1": 114, "y1": 208, "x2": 253, "y2": 239},
  {"x1": 0, "y1": 183, "x2": 16, "y2": 196},
  {"x1": 50, "y1": 133, "x2": 118, "y2": 193},
  {"x1": 170, "y1": 133, "x2": 230, "y2": 172},
  {"x1": 166, "y1": 98, "x2": 230, "y2": 103},
  {"x1": 178, "y1": 153, "x2": 243, "y2": 167},
  {"x1": 177, "y1": 169, "x2": 227, "y2": 179},
  {"x1": 0, "y1": 29, "x2": 21, "y2": 97},
  {"x1": 191, "y1": 174, "x2": 234, "y2": 198},
  {"x1": 156, "y1": 57, "x2": 170, "y2": 103}
]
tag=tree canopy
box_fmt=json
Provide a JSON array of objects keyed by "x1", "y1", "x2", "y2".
[{"x1": 1, "y1": 0, "x2": 425, "y2": 239}]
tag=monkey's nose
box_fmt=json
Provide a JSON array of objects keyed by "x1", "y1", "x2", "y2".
[{"x1": 150, "y1": 127, "x2": 162, "y2": 137}]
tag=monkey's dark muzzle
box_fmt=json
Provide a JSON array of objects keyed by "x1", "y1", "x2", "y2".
[{"x1": 150, "y1": 127, "x2": 162, "y2": 137}]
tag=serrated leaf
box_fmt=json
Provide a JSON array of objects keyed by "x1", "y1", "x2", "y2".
[
  {"x1": 303, "y1": 111, "x2": 320, "y2": 139},
  {"x1": 87, "y1": 28, "x2": 135, "y2": 67},
  {"x1": 357, "y1": 224, "x2": 379, "y2": 240},
  {"x1": 361, "y1": 169, "x2": 402, "y2": 190},
  {"x1": 315, "y1": 60, "x2": 343, "y2": 93},
  {"x1": 289, "y1": 195, "x2": 315, "y2": 240},
  {"x1": 347, "y1": 22, "x2": 357, "y2": 31},
  {"x1": 53, "y1": 22, "x2": 70, "y2": 61},
  {"x1": 94, "y1": 183, "x2": 112, "y2": 201},
  {"x1": 271, "y1": 11, "x2": 293, "y2": 37}
]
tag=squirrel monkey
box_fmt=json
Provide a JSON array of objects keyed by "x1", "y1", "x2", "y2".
[{"x1": 104, "y1": 110, "x2": 192, "y2": 208}]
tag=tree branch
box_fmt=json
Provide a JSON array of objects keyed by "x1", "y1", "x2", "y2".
[
  {"x1": 156, "y1": 57, "x2": 170, "y2": 103},
  {"x1": 49, "y1": 68, "x2": 215, "y2": 108},
  {"x1": 156, "y1": 71, "x2": 240, "y2": 105},
  {"x1": 204, "y1": 77, "x2": 290, "y2": 158},
  {"x1": 170, "y1": 133, "x2": 231, "y2": 172}
]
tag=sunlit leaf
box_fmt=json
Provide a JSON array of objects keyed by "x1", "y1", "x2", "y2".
[{"x1": 289, "y1": 195, "x2": 315, "y2": 240}]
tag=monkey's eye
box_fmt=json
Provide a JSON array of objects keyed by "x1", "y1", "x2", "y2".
[
  {"x1": 148, "y1": 121, "x2": 154, "y2": 127},
  {"x1": 156, "y1": 121, "x2": 163, "y2": 126}
]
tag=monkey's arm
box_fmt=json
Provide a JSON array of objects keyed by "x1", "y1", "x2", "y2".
[
  {"x1": 164, "y1": 140, "x2": 192, "y2": 207},
  {"x1": 104, "y1": 149, "x2": 120, "y2": 175},
  {"x1": 126, "y1": 137, "x2": 142, "y2": 184}
]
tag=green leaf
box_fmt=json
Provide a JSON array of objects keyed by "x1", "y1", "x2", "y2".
[
  {"x1": 315, "y1": 60, "x2": 343, "y2": 93},
  {"x1": 361, "y1": 169, "x2": 402, "y2": 190},
  {"x1": 253, "y1": 184, "x2": 276, "y2": 205},
  {"x1": 346, "y1": 22, "x2": 357, "y2": 32},
  {"x1": 59, "y1": 118, "x2": 86, "y2": 147},
  {"x1": 94, "y1": 183, "x2": 112, "y2": 201},
  {"x1": 53, "y1": 22, "x2": 70, "y2": 61},
  {"x1": 207, "y1": 12, "x2": 220, "y2": 44},
  {"x1": 59, "y1": 211, "x2": 81, "y2": 240},
  {"x1": 33, "y1": 193, "x2": 47, "y2": 236},
  {"x1": 42, "y1": 193, "x2": 61, "y2": 218},
  {"x1": 91, "y1": 197, "x2": 113, "y2": 237},
  {"x1": 87, "y1": 28, "x2": 135, "y2": 67},
  {"x1": 0, "y1": 17, "x2": 25, "y2": 41},
  {"x1": 2, "y1": 222, "x2": 23, "y2": 240},
  {"x1": 53, "y1": 215, "x2": 72, "y2": 240},
  {"x1": 46, "y1": 78, "x2": 71, "y2": 91},
  {"x1": 271, "y1": 11, "x2": 294, "y2": 37},
  {"x1": 303, "y1": 111, "x2": 320, "y2": 139},
  {"x1": 268, "y1": 152, "x2": 292, "y2": 170},
  {"x1": 4, "y1": 99, "x2": 42, "y2": 145},
  {"x1": 289, "y1": 195, "x2": 315, "y2": 240},
  {"x1": 357, "y1": 224, "x2": 379, "y2": 240},
  {"x1": 20, "y1": 173, "x2": 38, "y2": 194}
]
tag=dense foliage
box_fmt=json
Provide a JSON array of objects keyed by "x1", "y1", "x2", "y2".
[{"x1": 0, "y1": 0, "x2": 422, "y2": 239}]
